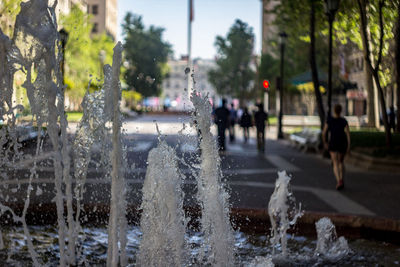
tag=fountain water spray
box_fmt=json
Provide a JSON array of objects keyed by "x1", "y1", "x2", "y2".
[
  {"x1": 0, "y1": 1, "x2": 127, "y2": 265},
  {"x1": 315, "y1": 217, "x2": 350, "y2": 259},
  {"x1": 190, "y1": 89, "x2": 235, "y2": 266},
  {"x1": 105, "y1": 42, "x2": 128, "y2": 267},
  {"x1": 268, "y1": 171, "x2": 303, "y2": 256},
  {"x1": 0, "y1": 0, "x2": 72, "y2": 265},
  {"x1": 138, "y1": 137, "x2": 187, "y2": 266}
]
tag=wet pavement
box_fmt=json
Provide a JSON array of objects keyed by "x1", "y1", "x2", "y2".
[{"x1": 2, "y1": 114, "x2": 400, "y2": 221}]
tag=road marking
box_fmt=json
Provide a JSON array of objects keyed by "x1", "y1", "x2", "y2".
[
  {"x1": 230, "y1": 181, "x2": 375, "y2": 216},
  {"x1": 264, "y1": 155, "x2": 301, "y2": 172},
  {"x1": 7, "y1": 152, "x2": 56, "y2": 169},
  {"x1": 226, "y1": 143, "x2": 258, "y2": 155},
  {"x1": 308, "y1": 187, "x2": 375, "y2": 216},
  {"x1": 130, "y1": 141, "x2": 153, "y2": 152},
  {"x1": 0, "y1": 177, "x2": 374, "y2": 216},
  {"x1": 225, "y1": 169, "x2": 278, "y2": 175},
  {"x1": 180, "y1": 143, "x2": 197, "y2": 153}
]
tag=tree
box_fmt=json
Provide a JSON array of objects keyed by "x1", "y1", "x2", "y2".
[
  {"x1": 395, "y1": 1, "x2": 400, "y2": 133},
  {"x1": 266, "y1": 0, "x2": 329, "y2": 120},
  {"x1": 309, "y1": 0, "x2": 325, "y2": 128},
  {"x1": 357, "y1": 0, "x2": 391, "y2": 147},
  {"x1": 60, "y1": 5, "x2": 115, "y2": 110},
  {"x1": 0, "y1": 0, "x2": 23, "y2": 36},
  {"x1": 336, "y1": 1, "x2": 397, "y2": 128},
  {"x1": 208, "y1": 19, "x2": 255, "y2": 102},
  {"x1": 122, "y1": 13, "x2": 171, "y2": 98}
]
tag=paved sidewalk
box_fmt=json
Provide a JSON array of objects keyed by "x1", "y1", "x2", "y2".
[
  {"x1": 223, "y1": 135, "x2": 400, "y2": 221},
  {"x1": 2, "y1": 115, "x2": 400, "y2": 224}
]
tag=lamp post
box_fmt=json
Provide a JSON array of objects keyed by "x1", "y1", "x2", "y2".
[
  {"x1": 324, "y1": 0, "x2": 340, "y2": 117},
  {"x1": 277, "y1": 31, "x2": 287, "y2": 139},
  {"x1": 59, "y1": 29, "x2": 69, "y2": 85},
  {"x1": 99, "y1": 50, "x2": 106, "y2": 79}
]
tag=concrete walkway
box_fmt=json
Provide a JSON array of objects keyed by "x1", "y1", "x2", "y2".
[{"x1": 2, "y1": 115, "x2": 400, "y2": 223}]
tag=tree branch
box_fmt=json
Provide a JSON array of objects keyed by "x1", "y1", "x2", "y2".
[
  {"x1": 376, "y1": 0, "x2": 385, "y2": 70},
  {"x1": 357, "y1": 0, "x2": 374, "y2": 72}
]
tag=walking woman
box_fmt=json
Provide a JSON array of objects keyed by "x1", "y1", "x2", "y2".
[
  {"x1": 322, "y1": 104, "x2": 351, "y2": 190},
  {"x1": 239, "y1": 107, "x2": 252, "y2": 143}
]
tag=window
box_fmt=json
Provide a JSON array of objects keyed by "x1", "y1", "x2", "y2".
[
  {"x1": 92, "y1": 23, "x2": 98, "y2": 33},
  {"x1": 92, "y1": 5, "x2": 98, "y2": 15}
]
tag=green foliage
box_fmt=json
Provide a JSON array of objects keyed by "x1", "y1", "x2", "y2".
[
  {"x1": 350, "y1": 131, "x2": 400, "y2": 148},
  {"x1": 59, "y1": 5, "x2": 115, "y2": 104},
  {"x1": 65, "y1": 111, "x2": 83, "y2": 122},
  {"x1": 208, "y1": 19, "x2": 256, "y2": 101},
  {"x1": 0, "y1": 0, "x2": 23, "y2": 36},
  {"x1": 122, "y1": 13, "x2": 171, "y2": 97},
  {"x1": 258, "y1": 53, "x2": 279, "y2": 98},
  {"x1": 266, "y1": 0, "x2": 329, "y2": 90},
  {"x1": 122, "y1": 89, "x2": 142, "y2": 102},
  {"x1": 335, "y1": 0, "x2": 397, "y2": 89},
  {"x1": 350, "y1": 131, "x2": 400, "y2": 157}
]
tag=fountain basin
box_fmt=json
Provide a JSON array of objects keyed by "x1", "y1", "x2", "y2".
[
  {"x1": 0, "y1": 207, "x2": 399, "y2": 266},
  {"x1": 1, "y1": 203, "x2": 400, "y2": 244}
]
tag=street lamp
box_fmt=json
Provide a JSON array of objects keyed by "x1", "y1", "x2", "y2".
[
  {"x1": 59, "y1": 28, "x2": 69, "y2": 85},
  {"x1": 99, "y1": 50, "x2": 106, "y2": 79},
  {"x1": 277, "y1": 31, "x2": 287, "y2": 139},
  {"x1": 324, "y1": 0, "x2": 340, "y2": 117}
]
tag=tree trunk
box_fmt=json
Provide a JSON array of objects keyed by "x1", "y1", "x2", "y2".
[
  {"x1": 358, "y1": 0, "x2": 392, "y2": 147},
  {"x1": 395, "y1": 1, "x2": 400, "y2": 133},
  {"x1": 364, "y1": 56, "x2": 376, "y2": 127},
  {"x1": 358, "y1": 1, "x2": 376, "y2": 128},
  {"x1": 309, "y1": 0, "x2": 325, "y2": 129},
  {"x1": 372, "y1": 71, "x2": 392, "y2": 147}
]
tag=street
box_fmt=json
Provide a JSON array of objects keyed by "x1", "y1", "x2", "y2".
[{"x1": 3, "y1": 114, "x2": 400, "y2": 222}]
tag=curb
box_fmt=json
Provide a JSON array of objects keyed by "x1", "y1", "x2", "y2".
[
  {"x1": 2, "y1": 204, "x2": 400, "y2": 244},
  {"x1": 347, "y1": 150, "x2": 400, "y2": 172}
]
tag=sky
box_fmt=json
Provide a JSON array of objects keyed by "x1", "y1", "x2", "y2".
[{"x1": 117, "y1": 0, "x2": 262, "y2": 60}]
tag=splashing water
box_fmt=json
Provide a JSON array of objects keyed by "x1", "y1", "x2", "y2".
[
  {"x1": 138, "y1": 139, "x2": 187, "y2": 266},
  {"x1": 315, "y1": 217, "x2": 350, "y2": 259},
  {"x1": 0, "y1": 0, "x2": 127, "y2": 266},
  {"x1": 191, "y1": 89, "x2": 235, "y2": 266},
  {"x1": 106, "y1": 42, "x2": 128, "y2": 267},
  {"x1": 249, "y1": 256, "x2": 275, "y2": 267},
  {"x1": 268, "y1": 171, "x2": 303, "y2": 256},
  {"x1": 0, "y1": 1, "x2": 386, "y2": 266}
]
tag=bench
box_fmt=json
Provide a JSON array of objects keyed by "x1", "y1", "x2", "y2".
[{"x1": 289, "y1": 128, "x2": 321, "y2": 152}]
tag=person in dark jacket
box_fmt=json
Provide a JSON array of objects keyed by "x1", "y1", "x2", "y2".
[
  {"x1": 254, "y1": 104, "x2": 268, "y2": 152},
  {"x1": 322, "y1": 104, "x2": 351, "y2": 190},
  {"x1": 213, "y1": 99, "x2": 230, "y2": 151},
  {"x1": 239, "y1": 106, "x2": 252, "y2": 143},
  {"x1": 229, "y1": 103, "x2": 238, "y2": 142}
]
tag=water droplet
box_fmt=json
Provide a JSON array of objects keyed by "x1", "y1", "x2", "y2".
[{"x1": 184, "y1": 67, "x2": 190, "y2": 74}]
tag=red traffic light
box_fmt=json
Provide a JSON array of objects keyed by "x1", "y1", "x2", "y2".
[{"x1": 263, "y1": 80, "x2": 270, "y2": 89}]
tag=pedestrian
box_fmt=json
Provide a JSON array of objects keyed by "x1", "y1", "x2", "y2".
[
  {"x1": 254, "y1": 104, "x2": 268, "y2": 152},
  {"x1": 389, "y1": 106, "x2": 396, "y2": 132},
  {"x1": 229, "y1": 103, "x2": 237, "y2": 142},
  {"x1": 213, "y1": 98, "x2": 230, "y2": 152},
  {"x1": 322, "y1": 104, "x2": 351, "y2": 190},
  {"x1": 239, "y1": 106, "x2": 252, "y2": 143}
]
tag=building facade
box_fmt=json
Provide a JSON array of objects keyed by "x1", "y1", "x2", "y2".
[
  {"x1": 86, "y1": 0, "x2": 118, "y2": 40},
  {"x1": 162, "y1": 57, "x2": 218, "y2": 111},
  {"x1": 261, "y1": 0, "x2": 280, "y2": 55},
  {"x1": 57, "y1": 0, "x2": 87, "y2": 15},
  {"x1": 346, "y1": 51, "x2": 368, "y2": 117}
]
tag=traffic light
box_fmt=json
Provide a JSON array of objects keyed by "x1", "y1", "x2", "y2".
[{"x1": 263, "y1": 80, "x2": 270, "y2": 91}]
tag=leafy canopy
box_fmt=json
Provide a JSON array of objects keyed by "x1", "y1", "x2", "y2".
[
  {"x1": 208, "y1": 19, "x2": 256, "y2": 101},
  {"x1": 122, "y1": 13, "x2": 171, "y2": 97},
  {"x1": 60, "y1": 5, "x2": 115, "y2": 100}
]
